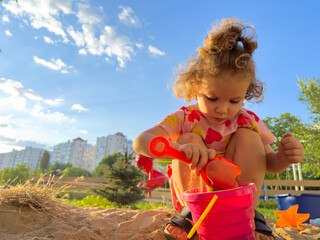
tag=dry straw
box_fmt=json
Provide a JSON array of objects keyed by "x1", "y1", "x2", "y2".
[{"x1": 0, "y1": 171, "x2": 84, "y2": 214}]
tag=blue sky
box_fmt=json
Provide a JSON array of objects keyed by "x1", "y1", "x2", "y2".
[{"x1": 0, "y1": 0, "x2": 319, "y2": 153}]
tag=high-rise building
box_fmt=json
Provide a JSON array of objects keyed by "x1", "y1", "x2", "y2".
[
  {"x1": 51, "y1": 138, "x2": 95, "y2": 171},
  {"x1": 0, "y1": 147, "x2": 47, "y2": 170},
  {"x1": 93, "y1": 132, "x2": 133, "y2": 169}
]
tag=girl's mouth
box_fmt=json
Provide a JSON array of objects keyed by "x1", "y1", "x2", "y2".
[{"x1": 213, "y1": 117, "x2": 225, "y2": 122}]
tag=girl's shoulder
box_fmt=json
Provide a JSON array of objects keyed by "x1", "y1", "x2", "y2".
[
  {"x1": 177, "y1": 103, "x2": 207, "y2": 121},
  {"x1": 238, "y1": 108, "x2": 261, "y2": 122},
  {"x1": 178, "y1": 103, "x2": 200, "y2": 112}
]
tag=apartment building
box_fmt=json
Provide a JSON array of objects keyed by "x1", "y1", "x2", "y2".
[
  {"x1": 93, "y1": 132, "x2": 133, "y2": 169},
  {"x1": 1, "y1": 132, "x2": 133, "y2": 172},
  {"x1": 0, "y1": 147, "x2": 46, "y2": 170},
  {"x1": 51, "y1": 138, "x2": 95, "y2": 171}
]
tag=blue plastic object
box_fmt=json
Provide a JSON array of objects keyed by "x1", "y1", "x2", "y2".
[
  {"x1": 310, "y1": 218, "x2": 320, "y2": 227},
  {"x1": 275, "y1": 193, "x2": 320, "y2": 223}
]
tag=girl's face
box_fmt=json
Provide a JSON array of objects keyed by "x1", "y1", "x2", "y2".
[{"x1": 196, "y1": 71, "x2": 251, "y2": 125}]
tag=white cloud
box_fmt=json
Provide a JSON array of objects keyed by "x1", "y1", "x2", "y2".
[
  {"x1": 67, "y1": 6, "x2": 136, "y2": 68},
  {"x1": 43, "y1": 98, "x2": 64, "y2": 107},
  {"x1": 71, "y1": 104, "x2": 88, "y2": 112},
  {"x1": 148, "y1": 45, "x2": 165, "y2": 56},
  {"x1": 0, "y1": 77, "x2": 42, "y2": 111},
  {"x1": 0, "y1": 78, "x2": 70, "y2": 123},
  {"x1": 67, "y1": 25, "x2": 85, "y2": 47},
  {"x1": 0, "y1": 77, "x2": 92, "y2": 152},
  {"x1": 80, "y1": 129, "x2": 88, "y2": 134},
  {"x1": 78, "y1": 48, "x2": 87, "y2": 55},
  {"x1": 2, "y1": 15, "x2": 9, "y2": 22},
  {"x1": 76, "y1": 2, "x2": 101, "y2": 24},
  {"x1": 33, "y1": 56, "x2": 72, "y2": 73},
  {"x1": 30, "y1": 104, "x2": 69, "y2": 122},
  {"x1": 101, "y1": 26, "x2": 134, "y2": 68},
  {"x1": 5, "y1": 30, "x2": 12, "y2": 37},
  {"x1": 2, "y1": 0, "x2": 150, "y2": 68},
  {"x1": 118, "y1": 6, "x2": 140, "y2": 26},
  {"x1": 2, "y1": 0, "x2": 73, "y2": 42},
  {"x1": 136, "y1": 43, "x2": 143, "y2": 49},
  {"x1": 43, "y1": 36, "x2": 54, "y2": 44},
  {"x1": 0, "y1": 142, "x2": 24, "y2": 153},
  {"x1": 0, "y1": 114, "x2": 12, "y2": 127},
  {"x1": 30, "y1": 104, "x2": 68, "y2": 121}
]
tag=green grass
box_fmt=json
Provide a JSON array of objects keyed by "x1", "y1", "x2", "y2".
[
  {"x1": 257, "y1": 200, "x2": 279, "y2": 221},
  {"x1": 66, "y1": 194, "x2": 174, "y2": 210}
]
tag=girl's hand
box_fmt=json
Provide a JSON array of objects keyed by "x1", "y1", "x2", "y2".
[
  {"x1": 179, "y1": 143, "x2": 216, "y2": 176},
  {"x1": 278, "y1": 132, "x2": 304, "y2": 164}
]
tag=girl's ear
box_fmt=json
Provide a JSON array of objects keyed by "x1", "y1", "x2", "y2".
[
  {"x1": 192, "y1": 84, "x2": 198, "y2": 100},
  {"x1": 192, "y1": 83, "x2": 198, "y2": 94}
]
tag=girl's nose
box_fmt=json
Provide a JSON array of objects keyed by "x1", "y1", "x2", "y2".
[{"x1": 215, "y1": 104, "x2": 228, "y2": 114}]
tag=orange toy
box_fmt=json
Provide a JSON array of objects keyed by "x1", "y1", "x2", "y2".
[{"x1": 274, "y1": 204, "x2": 310, "y2": 231}]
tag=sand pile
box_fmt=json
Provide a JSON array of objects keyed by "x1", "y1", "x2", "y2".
[
  {"x1": 0, "y1": 202, "x2": 319, "y2": 240},
  {"x1": 0, "y1": 176, "x2": 319, "y2": 240}
]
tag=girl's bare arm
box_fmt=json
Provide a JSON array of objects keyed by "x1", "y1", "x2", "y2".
[{"x1": 133, "y1": 126, "x2": 180, "y2": 159}]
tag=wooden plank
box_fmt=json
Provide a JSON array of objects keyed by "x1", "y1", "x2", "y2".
[
  {"x1": 265, "y1": 180, "x2": 320, "y2": 187},
  {"x1": 81, "y1": 177, "x2": 108, "y2": 183},
  {"x1": 264, "y1": 189, "x2": 320, "y2": 196},
  {"x1": 28, "y1": 177, "x2": 320, "y2": 195}
]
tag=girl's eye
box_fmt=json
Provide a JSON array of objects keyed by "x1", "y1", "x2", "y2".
[
  {"x1": 206, "y1": 96, "x2": 217, "y2": 102},
  {"x1": 230, "y1": 100, "x2": 240, "y2": 104}
]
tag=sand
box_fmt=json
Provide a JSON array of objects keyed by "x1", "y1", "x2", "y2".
[{"x1": 0, "y1": 202, "x2": 319, "y2": 240}]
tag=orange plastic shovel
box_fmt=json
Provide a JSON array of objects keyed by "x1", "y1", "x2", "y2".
[{"x1": 149, "y1": 136, "x2": 241, "y2": 190}]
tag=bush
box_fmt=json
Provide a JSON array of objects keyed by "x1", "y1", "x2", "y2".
[
  {"x1": 93, "y1": 152, "x2": 145, "y2": 206},
  {"x1": 0, "y1": 163, "x2": 30, "y2": 185},
  {"x1": 70, "y1": 195, "x2": 117, "y2": 208}
]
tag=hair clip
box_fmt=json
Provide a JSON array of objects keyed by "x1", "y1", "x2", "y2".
[{"x1": 199, "y1": 48, "x2": 207, "y2": 57}]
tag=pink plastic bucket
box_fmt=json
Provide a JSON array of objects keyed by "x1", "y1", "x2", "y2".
[{"x1": 183, "y1": 183, "x2": 257, "y2": 240}]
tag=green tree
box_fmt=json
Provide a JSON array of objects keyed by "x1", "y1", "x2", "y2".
[
  {"x1": 264, "y1": 113, "x2": 307, "y2": 152},
  {"x1": 39, "y1": 150, "x2": 50, "y2": 172},
  {"x1": 297, "y1": 77, "x2": 320, "y2": 122},
  {"x1": 48, "y1": 162, "x2": 72, "y2": 176},
  {"x1": 94, "y1": 153, "x2": 121, "y2": 177},
  {"x1": 297, "y1": 76, "x2": 320, "y2": 177},
  {"x1": 93, "y1": 152, "x2": 145, "y2": 206},
  {"x1": 264, "y1": 113, "x2": 308, "y2": 179},
  {"x1": 64, "y1": 166, "x2": 92, "y2": 177},
  {"x1": 0, "y1": 163, "x2": 30, "y2": 185}
]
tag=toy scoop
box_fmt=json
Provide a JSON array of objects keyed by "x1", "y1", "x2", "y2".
[{"x1": 149, "y1": 136, "x2": 241, "y2": 190}]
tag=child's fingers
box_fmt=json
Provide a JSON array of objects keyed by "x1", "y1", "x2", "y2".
[
  {"x1": 190, "y1": 145, "x2": 200, "y2": 169},
  {"x1": 281, "y1": 138, "x2": 303, "y2": 150},
  {"x1": 207, "y1": 149, "x2": 216, "y2": 161},
  {"x1": 196, "y1": 147, "x2": 208, "y2": 170},
  {"x1": 280, "y1": 136, "x2": 294, "y2": 146},
  {"x1": 282, "y1": 132, "x2": 293, "y2": 139},
  {"x1": 182, "y1": 145, "x2": 193, "y2": 164},
  {"x1": 283, "y1": 155, "x2": 303, "y2": 163},
  {"x1": 281, "y1": 148, "x2": 304, "y2": 157}
]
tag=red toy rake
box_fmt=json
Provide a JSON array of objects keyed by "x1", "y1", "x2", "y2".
[{"x1": 149, "y1": 136, "x2": 241, "y2": 190}]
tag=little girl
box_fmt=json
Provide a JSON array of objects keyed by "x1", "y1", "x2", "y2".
[{"x1": 133, "y1": 17, "x2": 303, "y2": 240}]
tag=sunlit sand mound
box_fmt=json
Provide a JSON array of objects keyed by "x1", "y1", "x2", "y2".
[
  {"x1": 0, "y1": 176, "x2": 319, "y2": 240},
  {"x1": 0, "y1": 175, "x2": 174, "y2": 240},
  {"x1": 0, "y1": 202, "x2": 175, "y2": 240}
]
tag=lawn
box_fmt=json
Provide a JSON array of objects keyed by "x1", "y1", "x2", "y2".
[{"x1": 257, "y1": 200, "x2": 279, "y2": 221}]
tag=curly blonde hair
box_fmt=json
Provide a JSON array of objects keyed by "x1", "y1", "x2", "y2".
[{"x1": 173, "y1": 17, "x2": 264, "y2": 102}]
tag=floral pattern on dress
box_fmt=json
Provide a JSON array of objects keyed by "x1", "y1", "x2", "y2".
[{"x1": 157, "y1": 103, "x2": 276, "y2": 155}]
